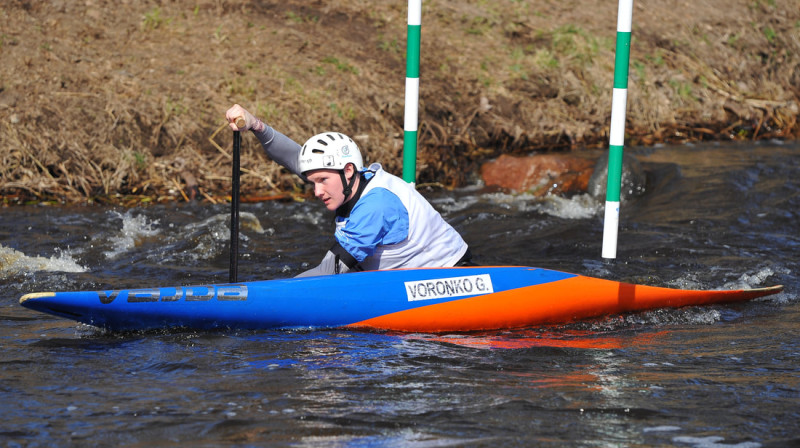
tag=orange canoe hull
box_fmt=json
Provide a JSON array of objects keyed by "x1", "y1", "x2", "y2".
[{"x1": 347, "y1": 274, "x2": 783, "y2": 332}]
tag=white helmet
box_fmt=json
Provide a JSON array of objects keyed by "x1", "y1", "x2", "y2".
[{"x1": 298, "y1": 132, "x2": 363, "y2": 174}]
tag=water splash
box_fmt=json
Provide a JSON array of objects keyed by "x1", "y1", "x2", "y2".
[
  {"x1": 722, "y1": 267, "x2": 775, "y2": 290},
  {"x1": 563, "y1": 306, "x2": 724, "y2": 332},
  {"x1": 183, "y1": 211, "x2": 265, "y2": 237},
  {"x1": 103, "y1": 210, "x2": 162, "y2": 259},
  {"x1": 175, "y1": 212, "x2": 266, "y2": 262},
  {"x1": 0, "y1": 244, "x2": 86, "y2": 278}
]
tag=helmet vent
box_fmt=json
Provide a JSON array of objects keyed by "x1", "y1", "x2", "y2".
[{"x1": 311, "y1": 149, "x2": 325, "y2": 154}]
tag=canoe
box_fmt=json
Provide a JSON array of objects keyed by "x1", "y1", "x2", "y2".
[{"x1": 19, "y1": 266, "x2": 782, "y2": 332}]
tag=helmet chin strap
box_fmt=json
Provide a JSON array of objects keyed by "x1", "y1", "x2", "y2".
[{"x1": 340, "y1": 163, "x2": 358, "y2": 199}]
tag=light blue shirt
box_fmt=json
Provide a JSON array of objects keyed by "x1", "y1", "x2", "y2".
[{"x1": 334, "y1": 187, "x2": 410, "y2": 263}]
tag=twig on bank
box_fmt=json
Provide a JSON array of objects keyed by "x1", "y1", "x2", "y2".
[{"x1": 208, "y1": 122, "x2": 231, "y2": 159}]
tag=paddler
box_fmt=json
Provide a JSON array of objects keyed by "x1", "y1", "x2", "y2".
[{"x1": 225, "y1": 104, "x2": 473, "y2": 277}]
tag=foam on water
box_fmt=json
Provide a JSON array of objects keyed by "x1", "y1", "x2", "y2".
[
  {"x1": 289, "y1": 208, "x2": 325, "y2": 226},
  {"x1": 437, "y1": 191, "x2": 601, "y2": 219},
  {"x1": 643, "y1": 426, "x2": 682, "y2": 433},
  {"x1": 535, "y1": 193, "x2": 602, "y2": 219},
  {"x1": 431, "y1": 195, "x2": 480, "y2": 213},
  {"x1": 672, "y1": 436, "x2": 761, "y2": 448},
  {"x1": 665, "y1": 273, "x2": 707, "y2": 291}
]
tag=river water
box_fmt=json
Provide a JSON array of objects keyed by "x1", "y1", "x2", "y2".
[{"x1": 1, "y1": 141, "x2": 798, "y2": 447}]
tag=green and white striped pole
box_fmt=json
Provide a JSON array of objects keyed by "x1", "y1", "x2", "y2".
[
  {"x1": 402, "y1": 0, "x2": 422, "y2": 184},
  {"x1": 602, "y1": 0, "x2": 634, "y2": 259}
]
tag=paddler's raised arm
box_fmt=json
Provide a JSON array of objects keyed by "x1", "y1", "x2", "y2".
[{"x1": 225, "y1": 104, "x2": 306, "y2": 180}]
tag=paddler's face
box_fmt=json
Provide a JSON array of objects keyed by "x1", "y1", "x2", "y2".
[{"x1": 306, "y1": 166, "x2": 355, "y2": 211}]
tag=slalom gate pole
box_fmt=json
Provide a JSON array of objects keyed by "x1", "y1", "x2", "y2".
[
  {"x1": 229, "y1": 127, "x2": 242, "y2": 283},
  {"x1": 601, "y1": 0, "x2": 634, "y2": 260},
  {"x1": 402, "y1": 0, "x2": 422, "y2": 184}
]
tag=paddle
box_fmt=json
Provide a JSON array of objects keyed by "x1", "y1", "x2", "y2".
[{"x1": 229, "y1": 117, "x2": 245, "y2": 283}]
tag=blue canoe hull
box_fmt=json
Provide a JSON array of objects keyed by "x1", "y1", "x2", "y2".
[{"x1": 19, "y1": 266, "x2": 782, "y2": 332}]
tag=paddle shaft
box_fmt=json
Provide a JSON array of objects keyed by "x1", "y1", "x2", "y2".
[{"x1": 229, "y1": 124, "x2": 242, "y2": 283}]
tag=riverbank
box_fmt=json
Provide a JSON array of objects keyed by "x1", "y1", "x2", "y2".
[{"x1": 1, "y1": 0, "x2": 798, "y2": 205}]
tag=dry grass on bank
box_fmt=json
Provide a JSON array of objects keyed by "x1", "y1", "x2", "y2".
[{"x1": 1, "y1": 0, "x2": 798, "y2": 205}]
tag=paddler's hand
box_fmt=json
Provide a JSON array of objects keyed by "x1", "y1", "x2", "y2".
[{"x1": 225, "y1": 104, "x2": 260, "y2": 132}]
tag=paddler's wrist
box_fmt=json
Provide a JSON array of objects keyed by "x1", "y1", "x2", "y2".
[
  {"x1": 250, "y1": 118, "x2": 274, "y2": 146},
  {"x1": 251, "y1": 117, "x2": 266, "y2": 133}
]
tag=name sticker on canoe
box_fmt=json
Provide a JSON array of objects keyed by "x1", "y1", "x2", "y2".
[{"x1": 405, "y1": 274, "x2": 494, "y2": 302}]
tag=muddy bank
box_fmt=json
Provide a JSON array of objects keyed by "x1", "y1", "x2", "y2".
[{"x1": 1, "y1": 0, "x2": 798, "y2": 205}]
